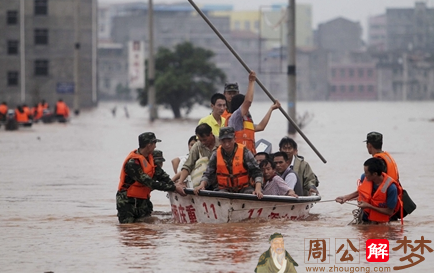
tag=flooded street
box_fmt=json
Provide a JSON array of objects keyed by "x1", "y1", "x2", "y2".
[{"x1": 1, "y1": 100, "x2": 434, "y2": 272}]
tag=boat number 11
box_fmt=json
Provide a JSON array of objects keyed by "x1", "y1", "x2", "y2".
[{"x1": 202, "y1": 202, "x2": 218, "y2": 219}]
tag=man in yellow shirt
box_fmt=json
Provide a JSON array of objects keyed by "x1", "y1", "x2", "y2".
[{"x1": 198, "y1": 93, "x2": 226, "y2": 137}]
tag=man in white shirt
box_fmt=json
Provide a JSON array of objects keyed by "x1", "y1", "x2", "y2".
[{"x1": 273, "y1": 152, "x2": 303, "y2": 196}]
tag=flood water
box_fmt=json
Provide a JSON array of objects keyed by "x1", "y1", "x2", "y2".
[{"x1": 1, "y1": 100, "x2": 433, "y2": 273}]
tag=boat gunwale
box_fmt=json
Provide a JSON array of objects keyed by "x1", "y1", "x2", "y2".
[{"x1": 182, "y1": 189, "x2": 321, "y2": 203}]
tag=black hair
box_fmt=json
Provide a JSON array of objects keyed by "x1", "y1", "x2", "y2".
[
  {"x1": 188, "y1": 135, "x2": 197, "y2": 145},
  {"x1": 364, "y1": 158, "x2": 385, "y2": 176},
  {"x1": 254, "y1": 152, "x2": 270, "y2": 160},
  {"x1": 195, "y1": 123, "x2": 213, "y2": 137},
  {"x1": 210, "y1": 93, "x2": 226, "y2": 105},
  {"x1": 229, "y1": 94, "x2": 244, "y2": 114},
  {"x1": 259, "y1": 158, "x2": 276, "y2": 169},
  {"x1": 272, "y1": 151, "x2": 289, "y2": 162},
  {"x1": 279, "y1": 136, "x2": 298, "y2": 150}
]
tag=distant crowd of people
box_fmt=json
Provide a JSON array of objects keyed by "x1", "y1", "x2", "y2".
[{"x1": 0, "y1": 99, "x2": 70, "y2": 130}]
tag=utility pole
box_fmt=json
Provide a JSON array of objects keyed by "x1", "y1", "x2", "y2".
[
  {"x1": 20, "y1": 0, "x2": 26, "y2": 103},
  {"x1": 402, "y1": 52, "x2": 407, "y2": 101},
  {"x1": 287, "y1": 0, "x2": 296, "y2": 134},
  {"x1": 148, "y1": 0, "x2": 157, "y2": 122},
  {"x1": 73, "y1": 0, "x2": 81, "y2": 115}
]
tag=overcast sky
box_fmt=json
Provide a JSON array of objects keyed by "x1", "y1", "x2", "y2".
[{"x1": 100, "y1": 0, "x2": 431, "y2": 39}]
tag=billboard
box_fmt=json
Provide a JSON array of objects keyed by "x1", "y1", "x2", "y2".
[{"x1": 128, "y1": 41, "x2": 145, "y2": 89}]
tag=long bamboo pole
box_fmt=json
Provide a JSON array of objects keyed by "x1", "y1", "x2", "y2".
[{"x1": 187, "y1": 0, "x2": 327, "y2": 163}]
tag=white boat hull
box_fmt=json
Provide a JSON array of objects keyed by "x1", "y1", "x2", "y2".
[{"x1": 168, "y1": 189, "x2": 320, "y2": 223}]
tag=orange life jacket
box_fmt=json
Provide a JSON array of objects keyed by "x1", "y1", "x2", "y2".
[
  {"x1": 216, "y1": 144, "x2": 250, "y2": 192},
  {"x1": 34, "y1": 105, "x2": 44, "y2": 120},
  {"x1": 56, "y1": 101, "x2": 69, "y2": 117},
  {"x1": 117, "y1": 150, "x2": 155, "y2": 199},
  {"x1": 15, "y1": 109, "x2": 29, "y2": 123},
  {"x1": 374, "y1": 151, "x2": 400, "y2": 183},
  {"x1": 222, "y1": 109, "x2": 230, "y2": 120},
  {"x1": 0, "y1": 104, "x2": 7, "y2": 115},
  {"x1": 358, "y1": 173, "x2": 403, "y2": 224},
  {"x1": 23, "y1": 106, "x2": 31, "y2": 118},
  {"x1": 225, "y1": 113, "x2": 256, "y2": 154}
]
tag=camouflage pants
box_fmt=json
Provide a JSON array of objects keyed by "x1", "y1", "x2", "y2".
[{"x1": 116, "y1": 191, "x2": 153, "y2": 224}]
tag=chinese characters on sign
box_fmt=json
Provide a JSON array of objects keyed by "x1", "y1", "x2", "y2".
[{"x1": 128, "y1": 41, "x2": 145, "y2": 89}]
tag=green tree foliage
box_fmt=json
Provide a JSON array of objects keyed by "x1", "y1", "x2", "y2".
[{"x1": 138, "y1": 42, "x2": 226, "y2": 118}]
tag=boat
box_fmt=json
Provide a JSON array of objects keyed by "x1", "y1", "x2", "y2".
[{"x1": 168, "y1": 188, "x2": 321, "y2": 223}]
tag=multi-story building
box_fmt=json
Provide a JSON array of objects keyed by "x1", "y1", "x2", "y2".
[
  {"x1": 99, "y1": 3, "x2": 262, "y2": 97},
  {"x1": 210, "y1": 4, "x2": 313, "y2": 48},
  {"x1": 316, "y1": 17, "x2": 362, "y2": 52},
  {"x1": 368, "y1": 14, "x2": 386, "y2": 51},
  {"x1": 97, "y1": 42, "x2": 128, "y2": 99},
  {"x1": 328, "y1": 61, "x2": 377, "y2": 100},
  {"x1": 385, "y1": 2, "x2": 434, "y2": 52},
  {"x1": 375, "y1": 51, "x2": 434, "y2": 101},
  {"x1": 0, "y1": 0, "x2": 97, "y2": 109}
]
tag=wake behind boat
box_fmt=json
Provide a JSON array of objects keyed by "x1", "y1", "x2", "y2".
[{"x1": 168, "y1": 189, "x2": 321, "y2": 224}]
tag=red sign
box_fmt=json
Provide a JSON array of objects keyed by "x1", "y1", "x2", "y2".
[{"x1": 366, "y1": 239, "x2": 389, "y2": 262}]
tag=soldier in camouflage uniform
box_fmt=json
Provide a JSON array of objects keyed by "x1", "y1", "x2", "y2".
[
  {"x1": 116, "y1": 132, "x2": 186, "y2": 224},
  {"x1": 152, "y1": 149, "x2": 165, "y2": 168}
]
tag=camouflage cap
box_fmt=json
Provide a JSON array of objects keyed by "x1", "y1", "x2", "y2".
[
  {"x1": 219, "y1": 126, "x2": 235, "y2": 140},
  {"x1": 152, "y1": 149, "x2": 165, "y2": 163},
  {"x1": 364, "y1": 131, "x2": 383, "y2": 144},
  {"x1": 224, "y1": 82, "x2": 239, "y2": 92},
  {"x1": 269, "y1": 233, "x2": 284, "y2": 242},
  {"x1": 138, "y1": 132, "x2": 161, "y2": 148}
]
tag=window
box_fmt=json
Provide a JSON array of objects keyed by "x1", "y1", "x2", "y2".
[
  {"x1": 331, "y1": 69, "x2": 336, "y2": 78},
  {"x1": 349, "y1": 85, "x2": 355, "y2": 92},
  {"x1": 34, "y1": 60, "x2": 49, "y2": 76},
  {"x1": 367, "y1": 69, "x2": 373, "y2": 77},
  {"x1": 244, "y1": 21, "x2": 250, "y2": 30},
  {"x1": 368, "y1": 85, "x2": 374, "y2": 92},
  {"x1": 358, "y1": 68, "x2": 364, "y2": 77},
  {"x1": 340, "y1": 69, "x2": 345, "y2": 77},
  {"x1": 234, "y1": 21, "x2": 241, "y2": 30},
  {"x1": 7, "y1": 40, "x2": 19, "y2": 55},
  {"x1": 348, "y1": 68, "x2": 354, "y2": 77},
  {"x1": 331, "y1": 85, "x2": 336, "y2": 92},
  {"x1": 34, "y1": 0, "x2": 48, "y2": 15},
  {"x1": 7, "y1": 11, "x2": 18, "y2": 25},
  {"x1": 340, "y1": 85, "x2": 346, "y2": 92},
  {"x1": 34, "y1": 29, "x2": 48, "y2": 45},
  {"x1": 358, "y1": 85, "x2": 364, "y2": 92},
  {"x1": 254, "y1": 20, "x2": 259, "y2": 31},
  {"x1": 7, "y1": 71, "x2": 19, "y2": 86}
]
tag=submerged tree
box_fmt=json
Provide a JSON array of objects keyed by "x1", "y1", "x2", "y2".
[{"x1": 138, "y1": 42, "x2": 226, "y2": 118}]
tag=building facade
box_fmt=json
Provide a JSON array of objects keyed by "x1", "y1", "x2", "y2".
[
  {"x1": 0, "y1": 0, "x2": 97, "y2": 109},
  {"x1": 317, "y1": 17, "x2": 362, "y2": 52}
]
